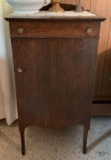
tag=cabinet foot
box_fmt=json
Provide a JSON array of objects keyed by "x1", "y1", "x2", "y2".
[
  {"x1": 20, "y1": 130, "x2": 25, "y2": 155},
  {"x1": 83, "y1": 126, "x2": 89, "y2": 154}
]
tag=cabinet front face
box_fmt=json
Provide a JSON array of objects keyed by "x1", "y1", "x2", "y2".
[{"x1": 12, "y1": 38, "x2": 98, "y2": 128}]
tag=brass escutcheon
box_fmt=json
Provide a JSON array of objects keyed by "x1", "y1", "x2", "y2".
[
  {"x1": 18, "y1": 28, "x2": 24, "y2": 34},
  {"x1": 86, "y1": 28, "x2": 93, "y2": 34},
  {"x1": 17, "y1": 67, "x2": 23, "y2": 73}
]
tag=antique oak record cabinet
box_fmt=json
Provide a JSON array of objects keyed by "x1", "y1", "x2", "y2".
[{"x1": 5, "y1": 4, "x2": 105, "y2": 155}]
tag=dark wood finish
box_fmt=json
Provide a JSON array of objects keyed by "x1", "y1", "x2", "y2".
[
  {"x1": 92, "y1": 104, "x2": 111, "y2": 116},
  {"x1": 83, "y1": 126, "x2": 89, "y2": 154},
  {"x1": 12, "y1": 38, "x2": 98, "y2": 129},
  {"x1": 93, "y1": 97, "x2": 111, "y2": 104},
  {"x1": 5, "y1": 4, "x2": 105, "y2": 155},
  {"x1": 9, "y1": 21, "x2": 100, "y2": 38},
  {"x1": 20, "y1": 130, "x2": 25, "y2": 155}
]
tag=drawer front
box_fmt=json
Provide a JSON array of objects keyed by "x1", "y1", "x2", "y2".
[{"x1": 9, "y1": 20, "x2": 100, "y2": 38}]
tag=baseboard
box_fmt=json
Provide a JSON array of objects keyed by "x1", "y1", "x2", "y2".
[{"x1": 92, "y1": 103, "x2": 111, "y2": 116}]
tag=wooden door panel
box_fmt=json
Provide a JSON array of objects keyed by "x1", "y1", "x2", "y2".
[{"x1": 12, "y1": 38, "x2": 98, "y2": 128}]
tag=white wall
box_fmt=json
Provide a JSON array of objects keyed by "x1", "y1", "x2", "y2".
[{"x1": 0, "y1": 0, "x2": 17, "y2": 125}]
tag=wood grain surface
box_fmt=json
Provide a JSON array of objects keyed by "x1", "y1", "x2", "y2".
[
  {"x1": 11, "y1": 37, "x2": 98, "y2": 129},
  {"x1": 62, "y1": 0, "x2": 111, "y2": 98},
  {"x1": 102, "y1": 18, "x2": 111, "y2": 96},
  {"x1": 9, "y1": 20, "x2": 101, "y2": 38},
  {"x1": 6, "y1": 3, "x2": 104, "y2": 154}
]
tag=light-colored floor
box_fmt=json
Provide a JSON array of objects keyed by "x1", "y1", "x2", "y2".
[{"x1": 0, "y1": 117, "x2": 111, "y2": 160}]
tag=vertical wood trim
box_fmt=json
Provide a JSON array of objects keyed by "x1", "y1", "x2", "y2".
[
  {"x1": 101, "y1": 0, "x2": 111, "y2": 96},
  {"x1": 102, "y1": 17, "x2": 111, "y2": 96},
  {"x1": 90, "y1": 0, "x2": 110, "y2": 97}
]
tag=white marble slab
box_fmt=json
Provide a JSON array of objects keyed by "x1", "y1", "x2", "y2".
[{"x1": 8, "y1": 11, "x2": 96, "y2": 18}]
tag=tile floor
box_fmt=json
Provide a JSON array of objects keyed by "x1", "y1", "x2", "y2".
[{"x1": 0, "y1": 117, "x2": 111, "y2": 160}]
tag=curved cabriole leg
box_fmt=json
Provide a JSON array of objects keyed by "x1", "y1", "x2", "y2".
[
  {"x1": 20, "y1": 130, "x2": 25, "y2": 155},
  {"x1": 83, "y1": 126, "x2": 89, "y2": 154}
]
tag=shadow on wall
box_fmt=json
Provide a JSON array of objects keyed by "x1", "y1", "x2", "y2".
[{"x1": 94, "y1": 48, "x2": 111, "y2": 97}]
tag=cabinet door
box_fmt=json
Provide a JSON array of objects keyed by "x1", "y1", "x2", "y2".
[{"x1": 12, "y1": 38, "x2": 98, "y2": 128}]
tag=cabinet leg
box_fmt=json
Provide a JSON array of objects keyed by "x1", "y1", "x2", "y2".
[
  {"x1": 83, "y1": 126, "x2": 89, "y2": 154},
  {"x1": 20, "y1": 130, "x2": 25, "y2": 155}
]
